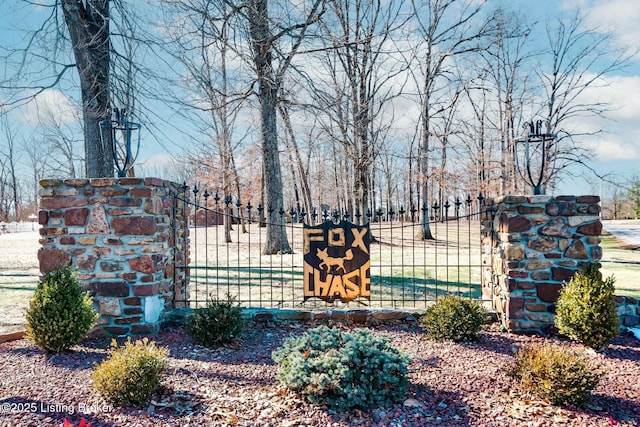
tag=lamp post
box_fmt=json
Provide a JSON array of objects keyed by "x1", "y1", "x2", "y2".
[
  {"x1": 100, "y1": 108, "x2": 141, "y2": 178},
  {"x1": 515, "y1": 119, "x2": 556, "y2": 195}
]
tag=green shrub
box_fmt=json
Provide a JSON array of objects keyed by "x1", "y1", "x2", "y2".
[
  {"x1": 26, "y1": 267, "x2": 98, "y2": 352},
  {"x1": 187, "y1": 293, "x2": 244, "y2": 347},
  {"x1": 272, "y1": 326, "x2": 410, "y2": 410},
  {"x1": 506, "y1": 342, "x2": 604, "y2": 407},
  {"x1": 91, "y1": 337, "x2": 168, "y2": 406},
  {"x1": 420, "y1": 294, "x2": 489, "y2": 342},
  {"x1": 555, "y1": 263, "x2": 619, "y2": 350}
]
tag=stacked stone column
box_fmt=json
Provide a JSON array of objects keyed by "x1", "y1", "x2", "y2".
[
  {"x1": 37, "y1": 178, "x2": 189, "y2": 336},
  {"x1": 481, "y1": 195, "x2": 602, "y2": 334}
]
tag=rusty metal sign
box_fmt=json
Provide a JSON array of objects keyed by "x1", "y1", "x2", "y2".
[{"x1": 303, "y1": 220, "x2": 371, "y2": 302}]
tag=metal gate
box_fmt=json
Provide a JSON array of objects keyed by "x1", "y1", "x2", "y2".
[{"x1": 172, "y1": 185, "x2": 488, "y2": 309}]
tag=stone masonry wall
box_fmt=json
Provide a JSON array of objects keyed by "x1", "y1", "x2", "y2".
[
  {"x1": 37, "y1": 178, "x2": 189, "y2": 336},
  {"x1": 617, "y1": 296, "x2": 640, "y2": 329},
  {"x1": 481, "y1": 195, "x2": 602, "y2": 334}
]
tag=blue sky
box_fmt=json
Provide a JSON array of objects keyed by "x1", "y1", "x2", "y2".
[
  {"x1": 510, "y1": 0, "x2": 640, "y2": 194},
  {"x1": 0, "y1": 0, "x2": 638, "y2": 197}
]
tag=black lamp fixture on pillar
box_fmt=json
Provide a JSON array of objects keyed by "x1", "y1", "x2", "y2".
[
  {"x1": 515, "y1": 119, "x2": 556, "y2": 195},
  {"x1": 100, "y1": 107, "x2": 141, "y2": 178}
]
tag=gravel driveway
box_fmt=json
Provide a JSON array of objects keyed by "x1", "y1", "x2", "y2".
[{"x1": 604, "y1": 220, "x2": 640, "y2": 247}]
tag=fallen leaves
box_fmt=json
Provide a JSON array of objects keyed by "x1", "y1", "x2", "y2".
[{"x1": 402, "y1": 398, "x2": 422, "y2": 408}]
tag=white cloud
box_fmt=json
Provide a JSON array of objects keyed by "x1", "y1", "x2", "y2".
[
  {"x1": 566, "y1": 74, "x2": 640, "y2": 161},
  {"x1": 18, "y1": 89, "x2": 77, "y2": 126},
  {"x1": 136, "y1": 153, "x2": 178, "y2": 180},
  {"x1": 562, "y1": 0, "x2": 640, "y2": 53},
  {"x1": 598, "y1": 75, "x2": 640, "y2": 120},
  {"x1": 584, "y1": 138, "x2": 639, "y2": 162}
]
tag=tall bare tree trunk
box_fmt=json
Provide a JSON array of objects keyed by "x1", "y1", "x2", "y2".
[
  {"x1": 248, "y1": 0, "x2": 291, "y2": 254},
  {"x1": 419, "y1": 77, "x2": 434, "y2": 239},
  {"x1": 2, "y1": 122, "x2": 20, "y2": 220},
  {"x1": 62, "y1": 0, "x2": 113, "y2": 178},
  {"x1": 219, "y1": 6, "x2": 234, "y2": 244},
  {"x1": 279, "y1": 104, "x2": 313, "y2": 218},
  {"x1": 412, "y1": 0, "x2": 488, "y2": 235}
]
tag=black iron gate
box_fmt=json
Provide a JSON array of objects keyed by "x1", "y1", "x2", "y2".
[{"x1": 172, "y1": 185, "x2": 488, "y2": 309}]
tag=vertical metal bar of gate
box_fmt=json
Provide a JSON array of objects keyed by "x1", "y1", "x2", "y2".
[
  {"x1": 192, "y1": 187, "x2": 199, "y2": 306},
  {"x1": 247, "y1": 203, "x2": 253, "y2": 306},
  {"x1": 377, "y1": 210, "x2": 383, "y2": 306},
  {"x1": 225, "y1": 197, "x2": 231, "y2": 300},
  {"x1": 399, "y1": 208, "x2": 405, "y2": 307},
  {"x1": 467, "y1": 196, "x2": 473, "y2": 295},
  {"x1": 214, "y1": 193, "x2": 220, "y2": 302},
  {"x1": 389, "y1": 210, "x2": 393, "y2": 306},
  {"x1": 455, "y1": 198, "x2": 461, "y2": 295},
  {"x1": 289, "y1": 209, "x2": 295, "y2": 305},
  {"x1": 445, "y1": 202, "x2": 450, "y2": 294},
  {"x1": 434, "y1": 204, "x2": 439, "y2": 300}
]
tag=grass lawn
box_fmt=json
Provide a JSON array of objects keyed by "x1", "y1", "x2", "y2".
[
  {"x1": 599, "y1": 231, "x2": 640, "y2": 298},
  {"x1": 1, "y1": 226, "x2": 639, "y2": 333},
  {"x1": 0, "y1": 231, "x2": 40, "y2": 332}
]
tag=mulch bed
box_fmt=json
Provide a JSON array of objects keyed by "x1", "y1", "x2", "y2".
[{"x1": 0, "y1": 321, "x2": 639, "y2": 426}]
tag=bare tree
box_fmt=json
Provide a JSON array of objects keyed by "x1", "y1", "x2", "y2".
[
  {"x1": 480, "y1": 8, "x2": 534, "y2": 195},
  {"x1": 161, "y1": 0, "x2": 250, "y2": 243},
  {"x1": 0, "y1": 117, "x2": 21, "y2": 221},
  {"x1": 313, "y1": 0, "x2": 408, "y2": 224},
  {"x1": 228, "y1": 0, "x2": 324, "y2": 254},
  {"x1": 24, "y1": 138, "x2": 52, "y2": 218},
  {"x1": 378, "y1": 141, "x2": 404, "y2": 218},
  {"x1": 61, "y1": 0, "x2": 113, "y2": 178},
  {"x1": 537, "y1": 12, "x2": 631, "y2": 192},
  {"x1": 278, "y1": 102, "x2": 313, "y2": 218},
  {"x1": 0, "y1": 158, "x2": 8, "y2": 221},
  {"x1": 431, "y1": 85, "x2": 462, "y2": 208},
  {"x1": 628, "y1": 176, "x2": 640, "y2": 219},
  {"x1": 411, "y1": 0, "x2": 490, "y2": 239},
  {"x1": 458, "y1": 77, "x2": 500, "y2": 196},
  {"x1": 0, "y1": 1, "x2": 153, "y2": 178},
  {"x1": 36, "y1": 106, "x2": 83, "y2": 178}
]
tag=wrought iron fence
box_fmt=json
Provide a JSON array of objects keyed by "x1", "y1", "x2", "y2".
[{"x1": 173, "y1": 185, "x2": 488, "y2": 309}]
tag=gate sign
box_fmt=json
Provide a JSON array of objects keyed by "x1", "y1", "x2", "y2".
[{"x1": 303, "y1": 220, "x2": 371, "y2": 302}]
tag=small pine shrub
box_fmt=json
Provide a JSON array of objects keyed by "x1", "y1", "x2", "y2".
[
  {"x1": 91, "y1": 337, "x2": 168, "y2": 406},
  {"x1": 187, "y1": 293, "x2": 244, "y2": 347},
  {"x1": 506, "y1": 342, "x2": 604, "y2": 407},
  {"x1": 555, "y1": 263, "x2": 619, "y2": 350},
  {"x1": 26, "y1": 267, "x2": 98, "y2": 352},
  {"x1": 272, "y1": 326, "x2": 410, "y2": 410},
  {"x1": 420, "y1": 294, "x2": 489, "y2": 342}
]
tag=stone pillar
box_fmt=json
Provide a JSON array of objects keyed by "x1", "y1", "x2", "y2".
[
  {"x1": 482, "y1": 195, "x2": 602, "y2": 334},
  {"x1": 37, "y1": 178, "x2": 189, "y2": 336}
]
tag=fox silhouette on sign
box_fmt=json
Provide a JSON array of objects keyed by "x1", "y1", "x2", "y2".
[
  {"x1": 303, "y1": 220, "x2": 370, "y2": 302},
  {"x1": 317, "y1": 248, "x2": 353, "y2": 273}
]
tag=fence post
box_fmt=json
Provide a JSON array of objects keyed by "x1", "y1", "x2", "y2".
[
  {"x1": 482, "y1": 195, "x2": 602, "y2": 334},
  {"x1": 38, "y1": 178, "x2": 188, "y2": 336}
]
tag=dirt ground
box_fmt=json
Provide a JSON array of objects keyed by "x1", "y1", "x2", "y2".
[{"x1": 1, "y1": 322, "x2": 639, "y2": 426}]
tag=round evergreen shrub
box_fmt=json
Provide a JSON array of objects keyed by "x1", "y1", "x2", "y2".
[
  {"x1": 187, "y1": 293, "x2": 244, "y2": 347},
  {"x1": 272, "y1": 326, "x2": 410, "y2": 410},
  {"x1": 91, "y1": 337, "x2": 168, "y2": 406},
  {"x1": 26, "y1": 266, "x2": 98, "y2": 352},
  {"x1": 555, "y1": 263, "x2": 619, "y2": 350},
  {"x1": 420, "y1": 294, "x2": 489, "y2": 342},
  {"x1": 506, "y1": 342, "x2": 604, "y2": 407}
]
